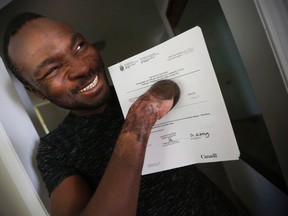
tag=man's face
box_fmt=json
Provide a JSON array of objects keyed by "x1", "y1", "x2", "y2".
[{"x1": 8, "y1": 18, "x2": 110, "y2": 115}]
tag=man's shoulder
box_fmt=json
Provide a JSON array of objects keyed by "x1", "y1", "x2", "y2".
[{"x1": 38, "y1": 113, "x2": 74, "y2": 150}]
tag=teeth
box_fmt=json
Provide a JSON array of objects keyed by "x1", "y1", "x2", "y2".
[{"x1": 79, "y1": 75, "x2": 98, "y2": 93}]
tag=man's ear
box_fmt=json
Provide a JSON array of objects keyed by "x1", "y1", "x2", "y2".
[{"x1": 24, "y1": 85, "x2": 46, "y2": 100}]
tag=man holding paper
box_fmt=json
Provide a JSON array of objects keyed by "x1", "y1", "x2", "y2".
[{"x1": 3, "y1": 12, "x2": 239, "y2": 215}]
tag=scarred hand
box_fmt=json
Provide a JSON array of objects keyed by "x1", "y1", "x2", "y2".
[
  {"x1": 123, "y1": 80, "x2": 180, "y2": 144},
  {"x1": 127, "y1": 79, "x2": 180, "y2": 121},
  {"x1": 145, "y1": 79, "x2": 180, "y2": 119}
]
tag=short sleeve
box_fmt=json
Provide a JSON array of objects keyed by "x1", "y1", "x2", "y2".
[{"x1": 36, "y1": 139, "x2": 80, "y2": 196}]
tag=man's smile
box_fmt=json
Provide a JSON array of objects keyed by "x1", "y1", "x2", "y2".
[{"x1": 79, "y1": 74, "x2": 99, "y2": 93}]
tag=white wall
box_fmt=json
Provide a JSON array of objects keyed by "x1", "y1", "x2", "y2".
[
  {"x1": 254, "y1": 0, "x2": 288, "y2": 92},
  {"x1": 219, "y1": 0, "x2": 288, "y2": 215},
  {"x1": 0, "y1": 123, "x2": 48, "y2": 216},
  {"x1": 0, "y1": 57, "x2": 50, "y2": 213},
  {"x1": 219, "y1": 0, "x2": 288, "y2": 186}
]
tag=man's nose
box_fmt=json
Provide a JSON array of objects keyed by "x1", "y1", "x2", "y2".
[{"x1": 67, "y1": 58, "x2": 90, "y2": 80}]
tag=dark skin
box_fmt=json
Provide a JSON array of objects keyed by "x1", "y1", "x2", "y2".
[{"x1": 8, "y1": 18, "x2": 180, "y2": 216}]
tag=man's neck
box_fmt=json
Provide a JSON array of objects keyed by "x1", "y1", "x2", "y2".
[{"x1": 71, "y1": 102, "x2": 109, "y2": 116}]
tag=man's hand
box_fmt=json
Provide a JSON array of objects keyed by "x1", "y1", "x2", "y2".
[
  {"x1": 145, "y1": 79, "x2": 180, "y2": 119},
  {"x1": 123, "y1": 79, "x2": 180, "y2": 144},
  {"x1": 127, "y1": 79, "x2": 180, "y2": 120}
]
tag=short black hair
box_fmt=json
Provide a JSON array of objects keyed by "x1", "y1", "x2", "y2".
[{"x1": 2, "y1": 12, "x2": 44, "y2": 86}]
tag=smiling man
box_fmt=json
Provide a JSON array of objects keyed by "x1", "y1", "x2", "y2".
[
  {"x1": 2, "y1": 13, "x2": 239, "y2": 216},
  {"x1": 6, "y1": 15, "x2": 110, "y2": 116}
]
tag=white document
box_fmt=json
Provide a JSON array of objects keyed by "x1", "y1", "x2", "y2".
[{"x1": 108, "y1": 26, "x2": 240, "y2": 175}]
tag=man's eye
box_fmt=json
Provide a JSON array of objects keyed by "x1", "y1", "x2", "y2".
[
  {"x1": 45, "y1": 66, "x2": 61, "y2": 77},
  {"x1": 49, "y1": 66, "x2": 60, "y2": 73},
  {"x1": 76, "y1": 41, "x2": 86, "y2": 51}
]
